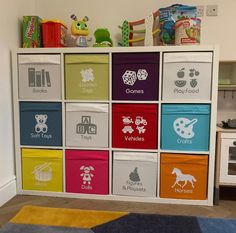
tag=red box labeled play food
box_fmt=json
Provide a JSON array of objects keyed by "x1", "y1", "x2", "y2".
[
  {"x1": 65, "y1": 150, "x2": 109, "y2": 195},
  {"x1": 42, "y1": 20, "x2": 67, "y2": 47},
  {"x1": 112, "y1": 104, "x2": 158, "y2": 149}
]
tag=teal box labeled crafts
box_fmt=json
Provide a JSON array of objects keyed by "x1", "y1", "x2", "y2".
[{"x1": 161, "y1": 104, "x2": 210, "y2": 151}]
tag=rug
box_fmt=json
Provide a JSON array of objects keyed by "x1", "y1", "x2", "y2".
[{"x1": 1, "y1": 205, "x2": 236, "y2": 233}]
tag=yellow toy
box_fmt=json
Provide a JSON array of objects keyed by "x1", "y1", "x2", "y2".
[{"x1": 70, "y1": 14, "x2": 90, "y2": 47}]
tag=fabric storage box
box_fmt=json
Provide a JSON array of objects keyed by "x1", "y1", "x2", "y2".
[
  {"x1": 66, "y1": 103, "x2": 109, "y2": 148},
  {"x1": 65, "y1": 54, "x2": 109, "y2": 100},
  {"x1": 112, "y1": 104, "x2": 158, "y2": 149},
  {"x1": 22, "y1": 148, "x2": 63, "y2": 192},
  {"x1": 162, "y1": 52, "x2": 212, "y2": 101},
  {"x1": 112, "y1": 53, "x2": 159, "y2": 101},
  {"x1": 160, "y1": 153, "x2": 208, "y2": 200},
  {"x1": 113, "y1": 152, "x2": 157, "y2": 197},
  {"x1": 20, "y1": 102, "x2": 62, "y2": 146},
  {"x1": 161, "y1": 104, "x2": 210, "y2": 151},
  {"x1": 66, "y1": 150, "x2": 109, "y2": 194},
  {"x1": 18, "y1": 55, "x2": 61, "y2": 100}
]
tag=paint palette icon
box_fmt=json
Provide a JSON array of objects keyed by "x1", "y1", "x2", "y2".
[{"x1": 173, "y1": 118, "x2": 198, "y2": 139}]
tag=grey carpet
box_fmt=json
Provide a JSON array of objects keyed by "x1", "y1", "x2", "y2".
[{"x1": 0, "y1": 223, "x2": 94, "y2": 233}]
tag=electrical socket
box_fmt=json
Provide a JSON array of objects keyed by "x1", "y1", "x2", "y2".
[
  {"x1": 197, "y1": 5, "x2": 204, "y2": 17},
  {"x1": 206, "y1": 5, "x2": 218, "y2": 16}
]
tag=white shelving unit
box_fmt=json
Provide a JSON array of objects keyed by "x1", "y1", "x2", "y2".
[{"x1": 12, "y1": 45, "x2": 219, "y2": 206}]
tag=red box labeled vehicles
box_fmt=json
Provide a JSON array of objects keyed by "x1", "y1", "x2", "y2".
[{"x1": 112, "y1": 104, "x2": 158, "y2": 149}]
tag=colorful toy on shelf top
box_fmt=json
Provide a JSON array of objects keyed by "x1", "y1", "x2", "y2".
[
  {"x1": 118, "y1": 11, "x2": 160, "y2": 47},
  {"x1": 70, "y1": 14, "x2": 90, "y2": 47},
  {"x1": 175, "y1": 18, "x2": 201, "y2": 45},
  {"x1": 159, "y1": 4, "x2": 197, "y2": 45},
  {"x1": 22, "y1": 16, "x2": 42, "y2": 48},
  {"x1": 41, "y1": 19, "x2": 68, "y2": 47},
  {"x1": 93, "y1": 28, "x2": 113, "y2": 47}
]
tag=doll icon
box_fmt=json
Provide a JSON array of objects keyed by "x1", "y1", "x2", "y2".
[{"x1": 80, "y1": 166, "x2": 94, "y2": 185}]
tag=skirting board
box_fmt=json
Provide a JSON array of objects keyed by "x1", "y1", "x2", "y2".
[{"x1": 0, "y1": 177, "x2": 16, "y2": 207}]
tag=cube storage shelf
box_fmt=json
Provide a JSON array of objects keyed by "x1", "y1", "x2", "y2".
[{"x1": 12, "y1": 46, "x2": 219, "y2": 206}]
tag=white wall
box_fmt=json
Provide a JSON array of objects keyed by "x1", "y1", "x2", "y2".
[
  {"x1": 35, "y1": 0, "x2": 236, "y2": 60},
  {"x1": 0, "y1": 0, "x2": 35, "y2": 206}
]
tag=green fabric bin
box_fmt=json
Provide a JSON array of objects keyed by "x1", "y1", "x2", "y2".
[{"x1": 65, "y1": 54, "x2": 109, "y2": 100}]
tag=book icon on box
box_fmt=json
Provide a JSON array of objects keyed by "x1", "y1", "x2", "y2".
[{"x1": 28, "y1": 68, "x2": 51, "y2": 87}]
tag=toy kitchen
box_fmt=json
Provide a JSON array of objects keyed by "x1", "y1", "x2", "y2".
[{"x1": 215, "y1": 61, "x2": 236, "y2": 204}]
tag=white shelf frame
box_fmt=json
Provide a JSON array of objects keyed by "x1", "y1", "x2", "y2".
[
  {"x1": 229, "y1": 160, "x2": 236, "y2": 164},
  {"x1": 12, "y1": 45, "x2": 219, "y2": 206}
]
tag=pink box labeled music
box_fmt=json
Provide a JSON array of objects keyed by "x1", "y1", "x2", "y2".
[{"x1": 65, "y1": 150, "x2": 109, "y2": 194}]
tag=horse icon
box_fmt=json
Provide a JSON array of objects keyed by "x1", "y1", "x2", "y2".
[{"x1": 171, "y1": 168, "x2": 196, "y2": 189}]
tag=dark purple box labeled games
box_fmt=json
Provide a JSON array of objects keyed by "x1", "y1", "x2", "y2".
[{"x1": 112, "y1": 53, "x2": 159, "y2": 101}]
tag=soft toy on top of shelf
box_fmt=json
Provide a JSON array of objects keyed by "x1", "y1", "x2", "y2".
[
  {"x1": 70, "y1": 14, "x2": 90, "y2": 47},
  {"x1": 93, "y1": 28, "x2": 113, "y2": 47}
]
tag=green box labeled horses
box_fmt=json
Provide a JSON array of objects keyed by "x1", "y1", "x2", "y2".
[
  {"x1": 65, "y1": 54, "x2": 109, "y2": 100},
  {"x1": 23, "y1": 16, "x2": 42, "y2": 48}
]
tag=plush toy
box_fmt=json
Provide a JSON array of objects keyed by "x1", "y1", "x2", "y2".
[
  {"x1": 93, "y1": 28, "x2": 113, "y2": 47},
  {"x1": 70, "y1": 14, "x2": 90, "y2": 47}
]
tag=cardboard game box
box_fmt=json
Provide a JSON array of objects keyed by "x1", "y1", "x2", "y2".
[{"x1": 23, "y1": 16, "x2": 42, "y2": 48}]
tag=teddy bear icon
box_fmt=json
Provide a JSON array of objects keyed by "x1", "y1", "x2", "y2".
[
  {"x1": 80, "y1": 166, "x2": 94, "y2": 185},
  {"x1": 35, "y1": 114, "x2": 48, "y2": 134}
]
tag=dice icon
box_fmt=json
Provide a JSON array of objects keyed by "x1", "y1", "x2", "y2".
[
  {"x1": 137, "y1": 69, "x2": 148, "y2": 80},
  {"x1": 122, "y1": 70, "x2": 137, "y2": 86}
]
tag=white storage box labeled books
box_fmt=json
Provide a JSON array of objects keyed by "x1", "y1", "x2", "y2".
[
  {"x1": 18, "y1": 55, "x2": 61, "y2": 100},
  {"x1": 113, "y1": 152, "x2": 157, "y2": 197},
  {"x1": 66, "y1": 103, "x2": 109, "y2": 148},
  {"x1": 162, "y1": 52, "x2": 212, "y2": 101}
]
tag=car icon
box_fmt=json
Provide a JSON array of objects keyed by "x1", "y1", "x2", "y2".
[{"x1": 122, "y1": 126, "x2": 134, "y2": 134}]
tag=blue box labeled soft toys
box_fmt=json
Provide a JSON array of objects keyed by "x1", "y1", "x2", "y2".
[
  {"x1": 161, "y1": 104, "x2": 210, "y2": 151},
  {"x1": 20, "y1": 102, "x2": 62, "y2": 146}
]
